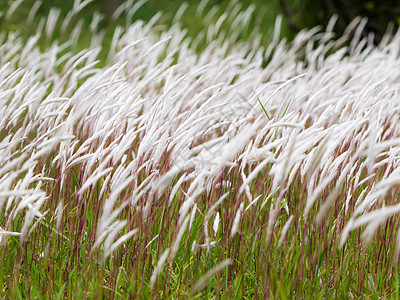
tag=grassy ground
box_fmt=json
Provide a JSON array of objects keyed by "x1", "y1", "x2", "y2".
[{"x1": 1, "y1": 1, "x2": 400, "y2": 299}]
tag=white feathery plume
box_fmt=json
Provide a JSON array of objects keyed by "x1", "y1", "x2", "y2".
[
  {"x1": 191, "y1": 259, "x2": 232, "y2": 295},
  {"x1": 278, "y1": 215, "x2": 293, "y2": 247},
  {"x1": 6, "y1": 0, "x2": 23, "y2": 21},
  {"x1": 231, "y1": 202, "x2": 244, "y2": 238},
  {"x1": 169, "y1": 215, "x2": 189, "y2": 263},
  {"x1": 204, "y1": 193, "x2": 228, "y2": 247},
  {"x1": 150, "y1": 248, "x2": 170, "y2": 289},
  {"x1": 213, "y1": 212, "x2": 220, "y2": 237}
]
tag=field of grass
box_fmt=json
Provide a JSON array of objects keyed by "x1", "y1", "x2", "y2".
[{"x1": 1, "y1": 0, "x2": 400, "y2": 298}]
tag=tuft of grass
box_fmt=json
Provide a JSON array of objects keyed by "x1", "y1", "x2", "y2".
[{"x1": 1, "y1": 0, "x2": 400, "y2": 298}]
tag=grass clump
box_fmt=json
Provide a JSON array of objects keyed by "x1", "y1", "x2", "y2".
[{"x1": 1, "y1": 0, "x2": 400, "y2": 298}]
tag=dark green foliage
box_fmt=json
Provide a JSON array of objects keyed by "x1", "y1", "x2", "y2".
[{"x1": 279, "y1": 0, "x2": 400, "y2": 43}]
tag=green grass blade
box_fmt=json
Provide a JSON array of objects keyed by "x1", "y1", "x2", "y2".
[
  {"x1": 257, "y1": 97, "x2": 271, "y2": 120},
  {"x1": 281, "y1": 99, "x2": 292, "y2": 118}
]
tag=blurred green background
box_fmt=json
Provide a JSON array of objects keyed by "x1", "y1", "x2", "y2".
[{"x1": 0, "y1": 0, "x2": 399, "y2": 46}]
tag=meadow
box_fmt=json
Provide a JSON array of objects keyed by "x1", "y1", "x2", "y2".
[{"x1": 1, "y1": 0, "x2": 400, "y2": 298}]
